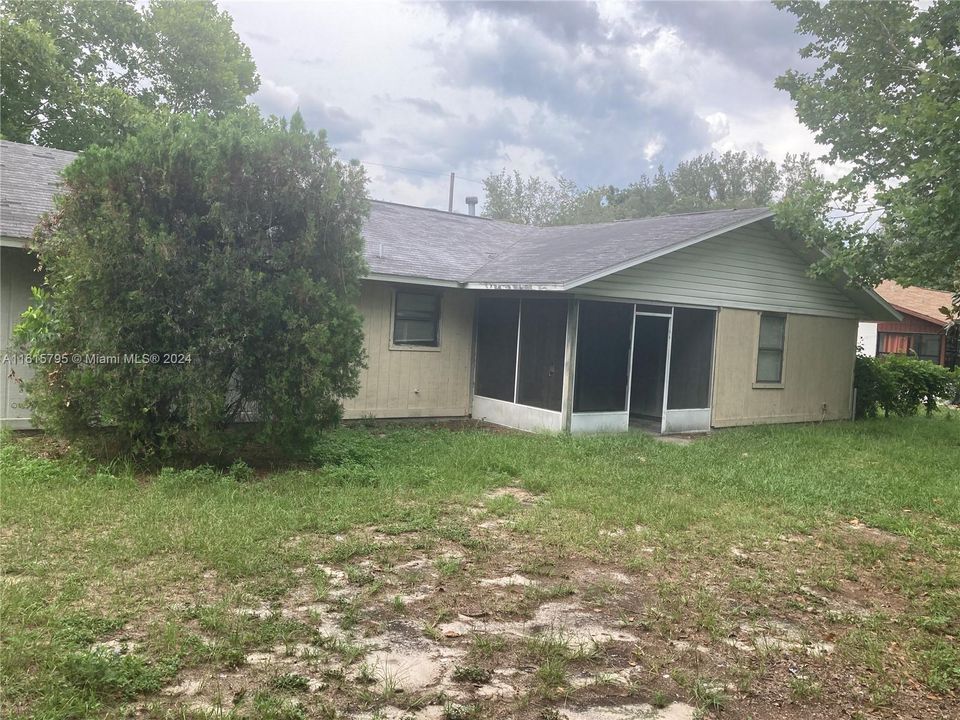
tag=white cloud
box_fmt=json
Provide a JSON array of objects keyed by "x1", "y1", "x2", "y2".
[
  {"x1": 221, "y1": 0, "x2": 833, "y2": 208},
  {"x1": 643, "y1": 137, "x2": 665, "y2": 162}
]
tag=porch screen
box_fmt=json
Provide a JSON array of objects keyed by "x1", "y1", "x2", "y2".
[
  {"x1": 573, "y1": 301, "x2": 633, "y2": 412},
  {"x1": 666, "y1": 308, "x2": 716, "y2": 410},
  {"x1": 475, "y1": 298, "x2": 520, "y2": 401},
  {"x1": 516, "y1": 299, "x2": 567, "y2": 411}
]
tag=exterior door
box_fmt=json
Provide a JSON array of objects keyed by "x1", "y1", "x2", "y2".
[{"x1": 662, "y1": 308, "x2": 716, "y2": 433}]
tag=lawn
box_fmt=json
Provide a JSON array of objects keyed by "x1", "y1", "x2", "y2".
[{"x1": 1, "y1": 415, "x2": 958, "y2": 719}]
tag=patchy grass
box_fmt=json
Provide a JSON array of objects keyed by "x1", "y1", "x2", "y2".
[{"x1": 1, "y1": 413, "x2": 959, "y2": 719}]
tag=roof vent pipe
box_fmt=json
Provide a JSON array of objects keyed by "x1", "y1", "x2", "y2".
[{"x1": 465, "y1": 196, "x2": 478, "y2": 216}]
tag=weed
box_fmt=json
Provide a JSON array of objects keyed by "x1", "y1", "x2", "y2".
[
  {"x1": 691, "y1": 677, "x2": 727, "y2": 711},
  {"x1": 271, "y1": 673, "x2": 310, "y2": 692},
  {"x1": 252, "y1": 690, "x2": 307, "y2": 720},
  {"x1": 789, "y1": 675, "x2": 822, "y2": 701},
  {"x1": 344, "y1": 563, "x2": 376, "y2": 586},
  {"x1": 452, "y1": 665, "x2": 493, "y2": 684},
  {"x1": 60, "y1": 649, "x2": 177, "y2": 701},
  {"x1": 435, "y1": 557, "x2": 464, "y2": 577},
  {"x1": 525, "y1": 582, "x2": 576, "y2": 603},
  {"x1": 444, "y1": 702, "x2": 483, "y2": 719},
  {"x1": 470, "y1": 633, "x2": 507, "y2": 660}
]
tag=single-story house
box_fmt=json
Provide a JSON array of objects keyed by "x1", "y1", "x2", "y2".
[
  {"x1": 857, "y1": 281, "x2": 957, "y2": 368},
  {"x1": 1, "y1": 139, "x2": 899, "y2": 433}
]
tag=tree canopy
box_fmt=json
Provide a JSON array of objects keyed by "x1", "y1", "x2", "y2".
[
  {"x1": 15, "y1": 110, "x2": 369, "y2": 459},
  {"x1": 482, "y1": 151, "x2": 784, "y2": 226},
  {"x1": 775, "y1": 0, "x2": 960, "y2": 290},
  {"x1": 0, "y1": 0, "x2": 259, "y2": 150}
]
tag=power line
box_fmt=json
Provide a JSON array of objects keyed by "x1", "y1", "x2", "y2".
[{"x1": 359, "y1": 160, "x2": 485, "y2": 185}]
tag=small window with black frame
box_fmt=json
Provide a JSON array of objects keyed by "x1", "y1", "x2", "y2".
[
  {"x1": 756, "y1": 313, "x2": 786, "y2": 384},
  {"x1": 392, "y1": 291, "x2": 440, "y2": 347}
]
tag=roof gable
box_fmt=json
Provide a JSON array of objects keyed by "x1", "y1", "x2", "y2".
[{"x1": 578, "y1": 221, "x2": 863, "y2": 318}]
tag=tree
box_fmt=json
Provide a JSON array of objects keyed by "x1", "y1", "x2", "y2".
[
  {"x1": 775, "y1": 0, "x2": 960, "y2": 290},
  {"x1": 0, "y1": 0, "x2": 258, "y2": 150},
  {"x1": 481, "y1": 170, "x2": 581, "y2": 225},
  {"x1": 15, "y1": 110, "x2": 368, "y2": 459},
  {"x1": 482, "y1": 151, "x2": 781, "y2": 225}
]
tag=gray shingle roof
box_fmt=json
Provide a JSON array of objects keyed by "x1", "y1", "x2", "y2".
[
  {"x1": 365, "y1": 200, "x2": 773, "y2": 288},
  {"x1": 1, "y1": 140, "x2": 77, "y2": 240},
  {"x1": 0, "y1": 139, "x2": 772, "y2": 290},
  {"x1": 363, "y1": 201, "x2": 533, "y2": 284},
  {"x1": 465, "y1": 207, "x2": 773, "y2": 287}
]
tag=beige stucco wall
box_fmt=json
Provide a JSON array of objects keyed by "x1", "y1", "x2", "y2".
[
  {"x1": 712, "y1": 308, "x2": 857, "y2": 427},
  {"x1": 342, "y1": 280, "x2": 475, "y2": 419}
]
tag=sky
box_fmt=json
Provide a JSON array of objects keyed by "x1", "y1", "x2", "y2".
[{"x1": 221, "y1": 0, "x2": 823, "y2": 212}]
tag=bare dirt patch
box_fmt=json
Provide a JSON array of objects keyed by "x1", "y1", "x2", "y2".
[{"x1": 72, "y1": 494, "x2": 958, "y2": 720}]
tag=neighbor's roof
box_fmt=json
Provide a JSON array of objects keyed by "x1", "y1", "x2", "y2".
[
  {"x1": 0, "y1": 140, "x2": 77, "y2": 240},
  {"x1": 874, "y1": 281, "x2": 950, "y2": 326}
]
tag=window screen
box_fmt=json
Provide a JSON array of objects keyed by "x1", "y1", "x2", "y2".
[
  {"x1": 756, "y1": 313, "x2": 786, "y2": 383},
  {"x1": 393, "y1": 291, "x2": 440, "y2": 346},
  {"x1": 667, "y1": 308, "x2": 716, "y2": 409},
  {"x1": 475, "y1": 298, "x2": 520, "y2": 401},
  {"x1": 574, "y1": 301, "x2": 633, "y2": 412},
  {"x1": 516, "y1": 299, "x2": 567, "y2": 411}
]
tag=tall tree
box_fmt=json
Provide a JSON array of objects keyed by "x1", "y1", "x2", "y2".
[
  {"x1": 15, "y1": 110, "x2": 368, "y2": 459},
  {"x1": 775, "y1": 0, "x2": 960, "y2": 290},
  {"x1": 0, "y1": 0, "x2": 258, "y2": 150}
]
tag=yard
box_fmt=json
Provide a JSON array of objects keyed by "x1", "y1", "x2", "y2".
[{"x1": 1, "y1": 416, "x2": 958, "y2": 720}]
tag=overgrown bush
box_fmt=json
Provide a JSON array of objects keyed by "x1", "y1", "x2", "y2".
[
  {"x1": 854, "y1": 354, "x2": 956, "y2": 418},
  {"x1": 15, "y1": 110, "x2": 368, "y2": 460}
]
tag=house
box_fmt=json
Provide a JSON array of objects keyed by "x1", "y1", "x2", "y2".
[
  {"x1": 857, "y1": 282, "x2": 957, "y2": 368},
  {"x1": 1, "y1": 139, "x2": 899, "y2": 433},
  {"x1": 1, "y1": 142, "x2": 80, "y2": 428}
]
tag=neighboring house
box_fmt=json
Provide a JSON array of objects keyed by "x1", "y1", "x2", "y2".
[
  {"x1": 1, "y1": 139, "x2": 899, "y2": 433},
  {"x1": 857, "y1": 281, "x2": 957, "y2": 368}
]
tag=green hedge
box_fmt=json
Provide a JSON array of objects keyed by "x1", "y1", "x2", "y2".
[{"x1": 854, "y1": 354, "x2": 958, "y2": 418}]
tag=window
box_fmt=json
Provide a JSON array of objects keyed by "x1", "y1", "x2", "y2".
[
  {"x1": 392, "y1": 291, "x2": 440, "y2": 347},
  {"x1": 877, "y1": 332, "x2": 942, "y2": 364},
  {"x1": 915, "y1": 334, "x2": 941, "y2": 363},
  {"x1": 756, "y1": 314, "x2": 786, "y2": 384}
]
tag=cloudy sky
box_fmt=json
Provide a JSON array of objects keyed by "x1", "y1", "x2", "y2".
[{"x1": 221, "y1": 0, "x2": 821, "y2": 212}]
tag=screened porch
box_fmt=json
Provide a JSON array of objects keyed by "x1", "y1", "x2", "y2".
[{"x1": 471, "y1": 296, "x2": 717, "y2": 434}]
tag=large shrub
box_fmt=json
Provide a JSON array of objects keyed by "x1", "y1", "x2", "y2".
[
  {"x1": 854, "y1": 354, "x2": 956, "y2": 419},
  {"x1": 16, "y1": 110, "x2": 368, "y2": 458}
]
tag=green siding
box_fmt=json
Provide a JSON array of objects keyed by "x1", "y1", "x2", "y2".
[{"x1": 577, "y1": 224, "x2": 860, "y2": 318}]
